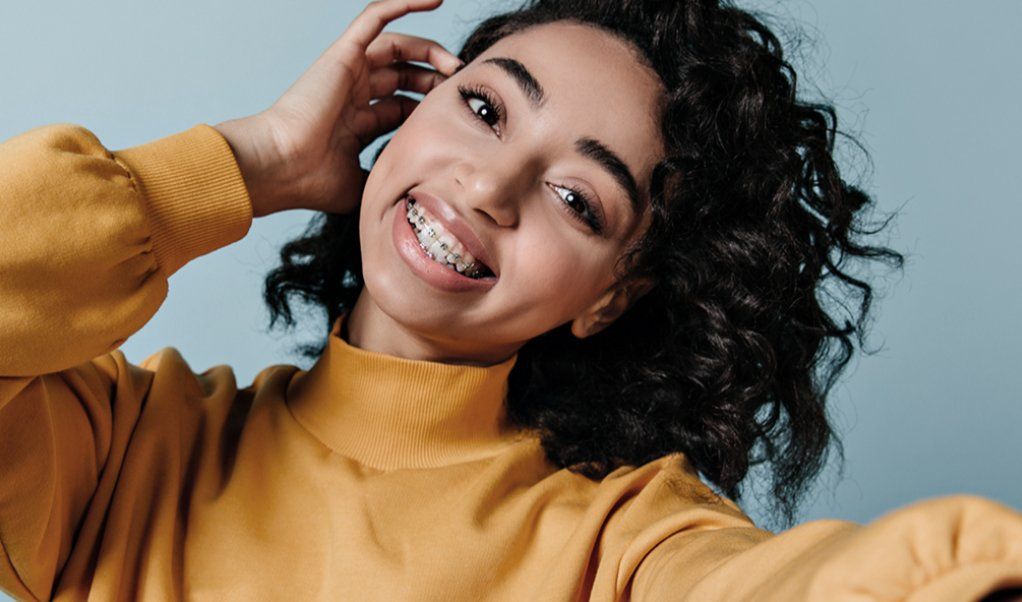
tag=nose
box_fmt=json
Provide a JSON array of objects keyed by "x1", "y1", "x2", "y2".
[{"x1": 453, "y1": 156, "x2": 524, "y2": 228}]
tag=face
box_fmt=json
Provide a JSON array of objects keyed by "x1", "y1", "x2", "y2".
[{"x1": 354, "y1": 20, "x2": 665, "y2": 364}]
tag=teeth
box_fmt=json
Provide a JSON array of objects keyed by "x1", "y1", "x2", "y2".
[
  {"x1": 427, "y1": 239, "x2": 447, "y2": 261},
  {"x1": 405, "y1": 198, "x2": 489, "y2": 278}
]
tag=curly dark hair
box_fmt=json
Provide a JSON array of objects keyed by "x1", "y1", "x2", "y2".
[{"x1": 263, "y1": 0, "x2": 905, "y2": 528}]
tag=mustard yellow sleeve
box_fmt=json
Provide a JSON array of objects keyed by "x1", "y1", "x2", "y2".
[
  {"x1": 631, "y1": 494, "x2": 1022, "y2": 601},
  {"x1": 0, "y1": 122, "x2": 253, "y2": 377},
  {"x1": 0, "y1": 123, "x2": 252, "y2": 600}
]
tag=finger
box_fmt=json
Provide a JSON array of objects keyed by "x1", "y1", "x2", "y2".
[
  {"x1": 344, "y1": 0, "x2": 444, "y2": 52},
  {"x1": 366, "y1": 31, "x2": 462, "y2": 76},
  {"x1": 351, "y1": 95, "x2": 420, "y2": 146},
  {"x1": 367, "y1": 62, "x2": 447, "y2": 99}
]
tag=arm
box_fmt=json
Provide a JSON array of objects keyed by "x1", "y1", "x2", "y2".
[
  {"x1": 0, "y1": 123, "x2": 252, "y2": 377},
  {"x1": 0, "y1": 123, "x2": 252, "y2": 600},
  {"x1": 630, "y1": 494, "x2": 1022, "y2": 601}
]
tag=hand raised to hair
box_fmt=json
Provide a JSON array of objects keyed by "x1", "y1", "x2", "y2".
[{"x1": 214, "y1": 0, "x2": 463, "y2": 218}]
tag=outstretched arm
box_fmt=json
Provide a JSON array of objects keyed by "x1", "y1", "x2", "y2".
[{"x1": 631, "y1": 494, "x2": 1022, "y2": 601}]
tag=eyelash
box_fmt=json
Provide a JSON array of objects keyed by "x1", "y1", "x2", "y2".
[{"x1": 456, "y1": 83, "x2": 605, "y2": 235}]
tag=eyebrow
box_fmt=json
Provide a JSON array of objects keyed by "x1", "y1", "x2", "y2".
[{"x1": 480, "y1": 56, "x2": 643, "y2": 221}]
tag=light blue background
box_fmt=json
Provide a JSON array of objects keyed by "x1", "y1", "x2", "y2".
[{"x1": 1, "y1": 2, "x2": 1020, "y2": 591}]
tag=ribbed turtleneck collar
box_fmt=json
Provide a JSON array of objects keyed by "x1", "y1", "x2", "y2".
[{"x1": 285, "y1": 312, "x2": 528, "y2": 470}]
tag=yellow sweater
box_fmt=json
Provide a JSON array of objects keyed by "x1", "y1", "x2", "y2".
[{"x1": 1, "y1": 123, "x2": 1021, "y2": 602}]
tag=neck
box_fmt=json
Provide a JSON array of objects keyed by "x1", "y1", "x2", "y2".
[{"x1": 346, "y1": 290, "x2": 520, "y2": 367}]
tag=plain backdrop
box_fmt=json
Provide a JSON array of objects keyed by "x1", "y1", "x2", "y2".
[{"x1": 1, "y1": 0, "x2": 1020, "y2": 567}]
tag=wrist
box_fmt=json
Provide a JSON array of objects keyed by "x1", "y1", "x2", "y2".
[{"x1": 212, "y1": 116, "x2": 293, "y2": 218}]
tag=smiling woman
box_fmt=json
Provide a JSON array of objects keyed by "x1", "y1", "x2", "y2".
[
  {"x1": 264, "y1": 2, "x2": 856, "y2": 518},
  {"x1": 344, "y1": 19, "x2": 667, "y2": 367},
  {"x1": 2, "y1": 0, "x2": 1022, "y2": 600}
]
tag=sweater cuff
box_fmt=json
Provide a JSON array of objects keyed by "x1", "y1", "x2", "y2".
[{"x1": 112, "y1": 124, "x2": 254, "y2": 277}]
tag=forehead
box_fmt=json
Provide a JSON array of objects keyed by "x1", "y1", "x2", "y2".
[{"x1": 476, "y1": 21, "x2": 665, "y2": 225}]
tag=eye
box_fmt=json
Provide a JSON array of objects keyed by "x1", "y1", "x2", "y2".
[
  {"x1": 551, "y1": 184, "x2": 605, "y2": 234},
  {"x1": 457, "y1": 84, "x2": 505, "y2": 132}
]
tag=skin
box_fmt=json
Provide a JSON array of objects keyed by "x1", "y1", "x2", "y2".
[
  {"x1": 349, "y1": 21, "x2": 666, "y2": 366},
  {"x1": 214, "y1": 0, "x2": 665, "y2": 367}
]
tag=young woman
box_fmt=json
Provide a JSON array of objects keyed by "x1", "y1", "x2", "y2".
[{"x1": 2, "y1": 0, "x2": 1021, "y2": 600}]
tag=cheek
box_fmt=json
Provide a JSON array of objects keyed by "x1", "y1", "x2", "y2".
[
  {"x1": 384, "y1": 106, "x2": 472, "y2": 174},
  {"x1": 515, "y1": 229, "x2": 606, "y2": 301},
  {"x1": 400, "y1": 93, "x2": 455, "y2": 137},
  {"x1": 363, "y1": 120, "x2": 445, "y2": 205}
]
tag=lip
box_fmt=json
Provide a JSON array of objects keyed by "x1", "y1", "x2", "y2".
[
  {"x1": 392, "y1": 197, "x2": 499, "y2": 293},
  {"x1": 406, "y1": 189, "x2": 498, "y2": 277}
]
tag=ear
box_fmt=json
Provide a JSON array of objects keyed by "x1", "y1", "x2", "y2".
[{"x1": 570, "y1": 277, "x2": 655, "y2": 339}]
